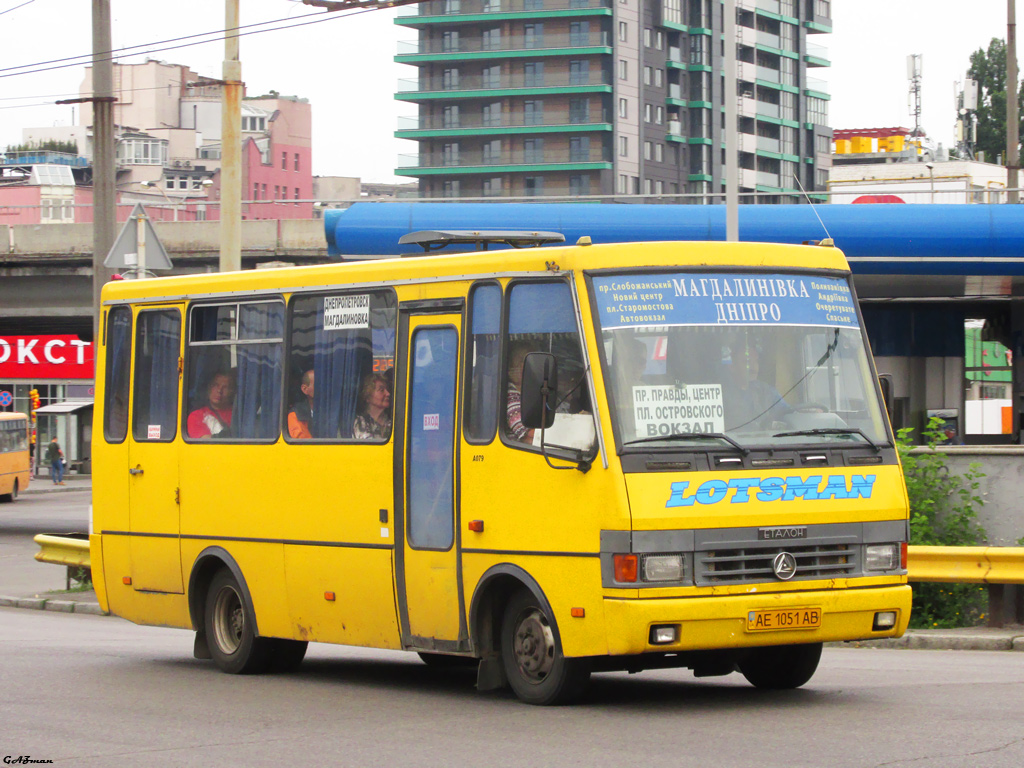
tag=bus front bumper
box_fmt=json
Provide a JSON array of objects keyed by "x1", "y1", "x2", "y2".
[{"x1": 601, "y1": 584, "x2": 912, "y2": 656}]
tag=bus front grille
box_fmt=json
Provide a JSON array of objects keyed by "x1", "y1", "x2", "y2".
[{"x1": 696, "y1": 544, "x2": 857, "y2": 585}]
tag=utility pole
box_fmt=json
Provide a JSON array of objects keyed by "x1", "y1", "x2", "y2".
[
  {"x1": 1008, "y1": 0, "x2": 1019, "y2": 204},
  {"x1": 220, "y1": 0, "x2": 242, "y2": 272},
  {"x1": 91, "y1": 0, "x2": 116, "y2": 340},
  {"x1": 723, "y1": 0, "x2": 738, "y2": 241}
]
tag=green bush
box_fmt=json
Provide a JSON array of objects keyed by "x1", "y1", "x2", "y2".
[{"x1": 896, "y1": 417, "x2": 988, "y2": 628}]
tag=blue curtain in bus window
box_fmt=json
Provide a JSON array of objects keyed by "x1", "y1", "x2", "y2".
[
  {"x1": 408, "y1": 327, "x2": 457, "y2": 550},
  {"x1": 233, "y1": 303, "x2": 284, "y2": 439},
  {"x1": 133, "y1": 309, "x2": 180, "y2": 441},
  {"x1": 104, "y1": 306, "x2": 132, "y2": 442},
  {"x1": 466, "y1": 283, "x2": 501, "y2": 440},
  {"x1": 508, "y1": 281, "x2": 576, "y2": 334},
  {"x1": 312, "y1": 301, "x2": 372, "y2": 439}
]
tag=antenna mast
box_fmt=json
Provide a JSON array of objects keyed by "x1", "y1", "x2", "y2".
[{"x1": 907, "y1": 54, "x2": 924, "y2": 137}]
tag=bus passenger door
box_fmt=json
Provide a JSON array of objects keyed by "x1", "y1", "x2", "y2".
[
  {"x1": 395, "y1": 309, "x2": 467, "y2": 651},
  {"x1": 128, "y1": 306, "x2": 184, "y2": 593}
]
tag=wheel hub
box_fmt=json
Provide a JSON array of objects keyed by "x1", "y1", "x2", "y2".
[{"x1": 513, "y1": 609, "x2": 555, "y2": 683}]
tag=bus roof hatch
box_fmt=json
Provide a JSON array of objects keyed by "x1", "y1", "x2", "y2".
[{"x1": 398, "y1": 230, "x2": 565, "y2": 253}]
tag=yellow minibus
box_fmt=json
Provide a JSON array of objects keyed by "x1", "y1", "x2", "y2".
[
  {"x1": 0, "y1": 412, "x2": 31, "y2": 501},
  {"x1": 91, "y1": 237, "x2": 910, "y2": 704}
]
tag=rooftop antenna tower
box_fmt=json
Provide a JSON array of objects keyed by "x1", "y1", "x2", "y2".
[
  {"x1": 908, "y1": 54, "x2": 924, "y2": 137},
  {"x1": 954, "y1": 78, "x2": 978, "y2": 160}
]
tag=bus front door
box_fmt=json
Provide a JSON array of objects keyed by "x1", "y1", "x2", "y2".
[
  {"x1": 395, "y1": 311, "x2": 467, "y2": 651},
  {"x1": 127, "y1": 306, "x2": 184, "y2": 594}
]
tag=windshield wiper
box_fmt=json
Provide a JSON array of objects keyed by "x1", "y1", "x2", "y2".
[
  {"x1": 771, "y1": 427, "x2": 880, "y2": 452},
  {"x1": 623, "y1": 432, "x2": 749, "y2": 455}
]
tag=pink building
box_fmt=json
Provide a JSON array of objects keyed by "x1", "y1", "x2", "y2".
[{"x1": 2, "y1": 61, "x2": 313, "y2": 224}]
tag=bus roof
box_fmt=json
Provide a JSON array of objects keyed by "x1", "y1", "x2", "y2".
[
  {"x1": 0, "y1": 412, "x2": 28, "y2": 421},
  {"x1": 100, "y1": 240, "x2": 851, "y2": 303}
]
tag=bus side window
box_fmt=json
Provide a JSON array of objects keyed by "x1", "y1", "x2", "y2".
[
  {"x1": 104, "y1": 306, "x2": 132, "y2": 443},
  {"x1": 504, "y1": 281, "x2": 588, "y2": 445},
  {"x1": 132, "y1": 309, "x2": 181, "y2": 443},
  {"x1": 185, "y1": 301, "x2": 284, "y2": 441},
  {"x1": 288, "y1": 290, "x2": 397, "y2": 441},
  {"x1": 465, "y1": 282, "x2": 502, "y2": 443}
]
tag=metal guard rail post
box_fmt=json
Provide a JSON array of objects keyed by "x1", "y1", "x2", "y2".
[
  {"x1": 33, "y1": 533, "x2": 91, "y2": 590},
  {"x1": 907, "y1": 546, "x2": 1024, "y2": 627}
]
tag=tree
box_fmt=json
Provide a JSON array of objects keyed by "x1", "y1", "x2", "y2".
[{"x1": 967, "y1": 38, "x2": 1024, "y2": 162}]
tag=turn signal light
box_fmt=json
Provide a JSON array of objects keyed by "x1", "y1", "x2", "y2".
[
  {"x1": 901, "y1": 542, "x2": 908, "y2": 570},
  {"x1": 468, "y1": 520, "x2": 484, "y2": 532},
  {"x1": 613, "y1": 554, "x2": 638, "y2": 583},
  {"x1": 570, "y1": 607, "x2": 585, "y2": 618}
]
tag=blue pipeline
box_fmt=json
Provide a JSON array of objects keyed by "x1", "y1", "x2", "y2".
[{"x1": 324, "y1": 203, "x2": 1024, "y2": 275}]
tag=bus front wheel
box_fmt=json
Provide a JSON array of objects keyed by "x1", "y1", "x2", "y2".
[
  {"x1": 205, "y1": 569, "x2": 270, "y2": 674},
  {"x1": 500, "y1": 590, "x2": 590, "y2": 705},
  {"x1": 738, "y1": 642, "x2": 823, "y2": 689}
]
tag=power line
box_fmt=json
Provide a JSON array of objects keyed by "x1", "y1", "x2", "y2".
[
  {"x1": 0, "y1": 0, "x2": 35, "y2": 18},
  {"x1": 1, "y1": 4, "x2": 383, "y2": 81}
]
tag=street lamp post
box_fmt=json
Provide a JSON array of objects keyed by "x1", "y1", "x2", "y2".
[
  {"x1": 141, "y1": 180, "x2": 179, "y2": 221},
  {"x1": 926, "y1": 163, "x2": 935, "y2": 203}
]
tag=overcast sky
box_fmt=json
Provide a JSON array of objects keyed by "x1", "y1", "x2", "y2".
[{"x1": 0, "y1": 0, "x2": 1017, "y2": 183}]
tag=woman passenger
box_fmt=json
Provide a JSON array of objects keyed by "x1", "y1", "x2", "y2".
[{"x1": 352, "y1": 372, "x2": 392, "y2": 439}]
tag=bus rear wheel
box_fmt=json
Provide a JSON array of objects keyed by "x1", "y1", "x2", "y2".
[
  {"x1": 738, "y1": 642, "x2": 823, "y2": 689},
  {"x1": 0, "y1": 480, "x2": 16, "y2": 502},
  {"x1": 500, "y1": 590, "x2": 590, "y2": 705},
  {"x1": 205, "y1": 569, "x2": 270, "y2": 674}
]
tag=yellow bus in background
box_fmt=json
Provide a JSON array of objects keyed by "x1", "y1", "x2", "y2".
[
  {"x1": 90, "y1": 238, "x2": 911, "y2": 705},
  {"x1": 0, "y1": 412, "x2": 31, "y2": 502}
]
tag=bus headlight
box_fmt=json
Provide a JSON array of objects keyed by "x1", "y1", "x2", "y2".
[
  {"x1": 865, "y1": 544, "x2": 900, "y2": 571},
  {"x1": 643, "y1": 554, "x2": 684, "y2": 582}
]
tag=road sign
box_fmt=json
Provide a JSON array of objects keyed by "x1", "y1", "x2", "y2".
[
  {"x1": 0, "y1": 390, "x2": 12, "y2": 407},
  {"x1": 104, "y1": 203, "x2": 173, "y2": 273}
]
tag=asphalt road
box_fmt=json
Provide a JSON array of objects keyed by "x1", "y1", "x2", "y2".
[
  {"x1": 0, "y1": 486, "x2": 90, "y2": 595},
  {"x1": 2, "y1": 607, "x2": 1023, "y2": 768}
]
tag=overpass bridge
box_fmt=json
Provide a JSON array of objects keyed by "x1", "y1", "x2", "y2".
[{"x1": 0, "y1": 219, "x2": 330, "y2": 336}]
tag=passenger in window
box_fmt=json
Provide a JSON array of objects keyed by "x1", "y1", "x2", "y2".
[
  {"x1": 187, "y1": 370, "x2": 235, "y2": 438},
  {"x1": 352, "y1": 372, "x2": 392, "y2": 440},
  {"x1": 287, "y1": 369, "x2": 315, "y2": 439},
  {"x1": 506, "y1": 340, "x2": 536, "y2": 443}
]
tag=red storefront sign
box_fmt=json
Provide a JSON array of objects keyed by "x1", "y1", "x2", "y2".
[{"x1": 0, "y1": 335, "x2": 95, "y2": 380}]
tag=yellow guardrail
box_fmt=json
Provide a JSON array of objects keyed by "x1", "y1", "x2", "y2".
[
  {"x1": 907, "y1": 545, "x2": 1024, "y2": 585},
  {"x1": 34, "y1": 533, "x2": 91, "y2": 590}
]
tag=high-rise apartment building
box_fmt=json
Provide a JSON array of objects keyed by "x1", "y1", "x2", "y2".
[{"x1": 394, "y1": 0, "x2": 832, "y2": 200}]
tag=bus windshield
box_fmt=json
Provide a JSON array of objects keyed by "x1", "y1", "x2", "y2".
[{"x1": 591, "y1": 270, "x2": 890, "y2": 451}]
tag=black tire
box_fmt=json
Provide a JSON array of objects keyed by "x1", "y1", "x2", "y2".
[
  {"x1": 500, "y1": 589, "x2": 590, "y2": 705},
  {"x1": 738, "y1": 642, "x2": 823, "y2": 689},
  {"x1": 204, "y1": 569, "x2": 270, "y2": 674},
  {"x1": 0, "y1": 480, "x2": 16, "y2": 503},
  {"x1": 267, "y1": 639, "x2": 308, "y2": 673},
  {"x1": 418, "y1": 652, "x2": 477, "y2": 669}
]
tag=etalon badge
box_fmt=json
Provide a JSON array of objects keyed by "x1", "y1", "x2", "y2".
[{"x1": 772, "y1": 552, "x2": 797, "y2": 581}]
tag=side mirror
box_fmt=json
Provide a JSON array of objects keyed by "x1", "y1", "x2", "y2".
[{"x1": 520, "y1": 352, "x2": 558, "y2": 429}]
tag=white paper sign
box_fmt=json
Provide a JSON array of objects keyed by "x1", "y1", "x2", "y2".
[
  {"x1": 323, "y1": 294, "x2": 370, "y2": 330},
  {"x1": 632, "y1": 384, "x2": 725, "y2": 436},
  {"x1": 423, "y1": 413, "x2": 440, "y2": 431},
  {"x1": 147, "y1": 424, "x2": 161, "y2": 440}
]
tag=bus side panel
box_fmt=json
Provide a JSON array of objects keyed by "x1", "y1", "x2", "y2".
[
  {"x1": 100, "y1": 533, "x2": 192, "y2": 628},
  {"x1": 179, "y1": 442, "x2": 398, "y2": 644},
  {"x1": 88, "y1": 533, "x2": 109, "y2": 614},
  {"x1": 283, "y1": 546, "x2": 401, "y2": 649},
  {"x1": 460, "y1": 442, "x2": 630, "y2": 659}
]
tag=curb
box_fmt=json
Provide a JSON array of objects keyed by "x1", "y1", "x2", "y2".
[{"x1": 0, "y1": 595, "x2": 106, "y2": 615}]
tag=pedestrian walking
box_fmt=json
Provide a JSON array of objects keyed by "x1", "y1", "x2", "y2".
[{"x1": 45, "y1": 436, "x2": 65, "y2": 485}]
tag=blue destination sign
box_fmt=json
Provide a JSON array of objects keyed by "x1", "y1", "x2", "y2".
[
  {"x1": 665, "y1": 474, "x2": 876, "y2": 507},
  {"x1": 593, "y1": 273, "x2": 859, "y2": 329}
]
